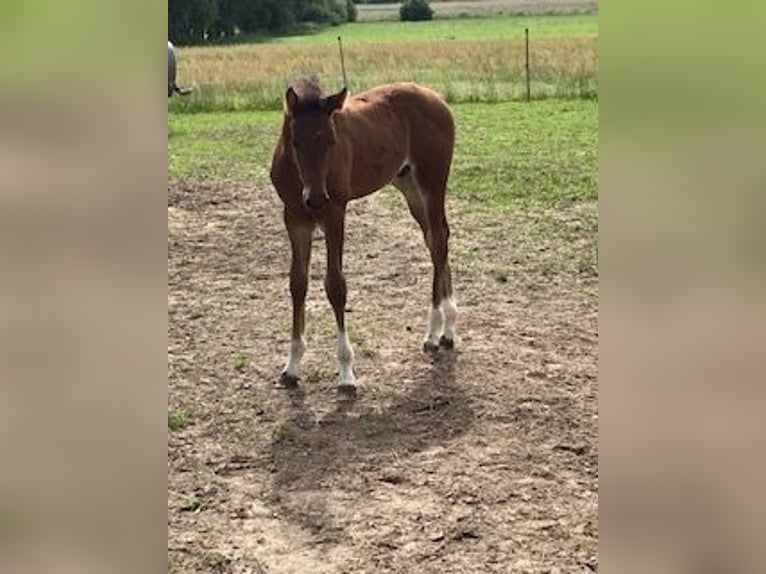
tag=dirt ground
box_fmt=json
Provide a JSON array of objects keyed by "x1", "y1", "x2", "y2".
[{"x1": 168, "y1": 181, "x2": 598, "y2": 573}]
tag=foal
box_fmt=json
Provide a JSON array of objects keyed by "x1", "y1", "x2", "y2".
[{"x1": 269, "y1": 78, "x2": 457, "y2": 391}]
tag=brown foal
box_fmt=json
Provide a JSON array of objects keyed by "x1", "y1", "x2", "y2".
[{"x1": 269, "y1": 78, "x2": 457, "y2": 391}]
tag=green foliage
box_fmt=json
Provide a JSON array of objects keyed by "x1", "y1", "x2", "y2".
[
  {"x1": 169, "y1": 0, "x2": 355, "y2": 44},
  {"x1": 346, "y1": 0, "x2": 358, "y2": 22},
  {"x1": 168, "y1": 408, "x2": 194, "y2": 431},
  {"x1": 297, "y1": 0, "x2": 351, "y2": 26},
  {"x1": 169, "y1": 0, "x2": 218, "y2": 44},
  {"x1": 400, "y1": 0, "x2": 433, "y2": 22}
]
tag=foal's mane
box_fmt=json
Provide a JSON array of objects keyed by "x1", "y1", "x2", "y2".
[{"x1": 290, "y1": 77, "x2": 325, "y2": 112}]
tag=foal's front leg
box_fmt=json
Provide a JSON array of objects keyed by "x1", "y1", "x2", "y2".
[
  {"x1": 323, "y1": 207, "x2": 356, "y2": 390},
  {"x1": 281, "y1": 213, "x2": 314, "y2": 386}
]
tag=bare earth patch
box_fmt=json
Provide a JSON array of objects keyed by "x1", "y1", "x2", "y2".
[{"x1": 168, "y1": 181, "x2": 597, "y2": 573}]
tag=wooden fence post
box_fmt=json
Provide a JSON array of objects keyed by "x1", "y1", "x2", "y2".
[{"x1": 525, "y1": 28, "x2": 531, "y2": 102}]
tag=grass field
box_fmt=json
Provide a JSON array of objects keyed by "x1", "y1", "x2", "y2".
[
  {"x1": 273, "y1": 13, "x2": 597, "y2": 43},
  {"x1": 168, "y1": 8, "x2": 598, "y2": 572},
  {"x1": 356, "y1": 0, "x2": 598, "y2": 20},
  {"x1": 169, "y1": 100, "x2": 597, "y2": 210},
  {"x1": 169, "y1": 13, "x2": 597, "y2": 113}
]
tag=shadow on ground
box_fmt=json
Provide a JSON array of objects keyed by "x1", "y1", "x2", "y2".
[{"x1": 268, "y1": 350, "x2": 472, "y2": 492}]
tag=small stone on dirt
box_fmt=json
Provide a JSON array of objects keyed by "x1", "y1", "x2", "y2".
[
  {"x1": 453, "y1": 528, "x2": 480, "y2": 541},
  {"x1": 380, "y1": 473, "x2": 404, "y2": 485},
  {"x1": 553, "y1": 443, "x2": 589, "y2": 456},
  {"x1": 429, "y1": 531, "x2": 445, "y2": 542}
]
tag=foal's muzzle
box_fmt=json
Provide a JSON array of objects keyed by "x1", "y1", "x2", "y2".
[{"x1": 303, "y1": 191, "x2": 330, "y2": 213}]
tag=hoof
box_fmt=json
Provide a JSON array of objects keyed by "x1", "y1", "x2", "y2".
[
  {"x1": 278, "y1": 371, "x2": 300, "y2": 388},
  {"x1": 423, "y1": 340, "x2": 440, "y2": 353},
  {"x1": 439, "y1": 335, "x2": 455, "y2": 350},
  {"x1": 337, "y1": 383, "x2": 358, "y2": 400}
]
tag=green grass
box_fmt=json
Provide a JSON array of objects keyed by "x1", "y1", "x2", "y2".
[
  {"x1": 168, "y1": 408, "x2": 194, "y2": 431},
  {"x1": 271, "y1": 14, "x2": 597, "y2": 45},
  {"x1": 450, "y1": 100, "x2": 597, "y2": 208},
  {"x1": 168, "y1": 112, "x2": 279, "y2": 182},
  {"x1": 169, "y1": 13, "x2": 597, "y2": 113},
  {"x1": 355, "y1": 0, "x2": 597, "y2": 22},
  {"x1": 168, "y1": 99, "x2": 597, "y2": 210},
  {"x1": 233, "y1": 356, "x2": 250, "y2": 372}
]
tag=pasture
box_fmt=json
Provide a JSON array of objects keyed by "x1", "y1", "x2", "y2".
[
  {"x1": 168, "y1": 4, "x2": 598, "y2": 573},
  {"x1": 356, "y1": 0, "x2": 597, "y2": 21},
  {"x1": 169, "y1": 12, "x2": 597, "y2": 113}
]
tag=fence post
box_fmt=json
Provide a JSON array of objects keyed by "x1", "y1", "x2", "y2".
[{"x1": 525, "y1": 28, "x2": 531, "y2": 102}]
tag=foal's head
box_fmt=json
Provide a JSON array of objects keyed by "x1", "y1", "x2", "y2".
[{"x1": 284, "y1": 80, "x2": 348, "y2": 213}]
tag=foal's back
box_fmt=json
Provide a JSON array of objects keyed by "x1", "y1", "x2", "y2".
[{"x1": 334, "y1": 83, "x2": 455, "y2": 199}]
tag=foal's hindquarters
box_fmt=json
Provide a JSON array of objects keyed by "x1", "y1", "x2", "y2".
[
  {"x1": 386, "y1": 88, "x2": 457, "y2": 353},
  {"x1": 271, "y1": 81, "x2": 457, "y2": 393}
]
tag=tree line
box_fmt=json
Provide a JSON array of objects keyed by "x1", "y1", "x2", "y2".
[{"x1": 169, "y1": 0, "x2": 358, "y2": 44}]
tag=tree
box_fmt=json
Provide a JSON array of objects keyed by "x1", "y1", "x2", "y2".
[
  {"x1": 296, "y1": 0, "x2": 351, "y2": 26},
  {"x1": 209, "y1": 0, "x2": 238, "y2": 39},
  {"x1": 400, "y1": 0, "x2": 433, "y2": 22},
  {"x1": 169, "y1": 0, "x2": 356, "y2": 45},
  {"x1": 346, "y1": 0, "x2": 358, "y2": 22}
]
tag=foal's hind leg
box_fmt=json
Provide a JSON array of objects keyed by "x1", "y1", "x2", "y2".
[
  {"x1": 394, "y1": 168, "x2": 456, "y2": 351},
  {"x1": 440, "y1": 253, "x2": 457, "y2": 348},
  {"x1": 423, "y1": 191, "x2": 456, "y2": 351},
  {"x1": 394, "y1": 169, "x2": 441, "y2": 350},
  {"x1": 394, "y1": 166, "x2": 429, "y2": 237}
]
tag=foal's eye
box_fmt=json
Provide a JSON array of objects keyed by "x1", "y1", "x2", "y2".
[{"x1": 292, "y1": 140, "x2": 301, "y2": 150}]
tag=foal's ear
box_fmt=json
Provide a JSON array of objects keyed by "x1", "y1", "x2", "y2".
[
  {"x1": 324, "y1": 87, "x2": 348, "y2": 113},
  {"x1": 285, "y1": 86, "x2": 299, "y2": 115}
]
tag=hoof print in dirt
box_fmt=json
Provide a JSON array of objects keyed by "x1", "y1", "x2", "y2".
[
  {"x1": 439, "y1": 335, "x2": 455, "y2": 350},
  {"x1": 278, "y1": 372, "x2": 300, "y2": 389}
]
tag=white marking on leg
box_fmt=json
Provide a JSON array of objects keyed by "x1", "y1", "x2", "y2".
[
  {"x1": 337, "y1": 329, "x2": 356, "y2": 387},
  {"x1": 283, "y1": 337, "x2": 306, "y2": 378},
  {"x1": 425, "y1": 305, "x2": 445, "y2": 348},
  {"x1": 441, "y1": 296, "x2": 458, "y2": 342}
]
